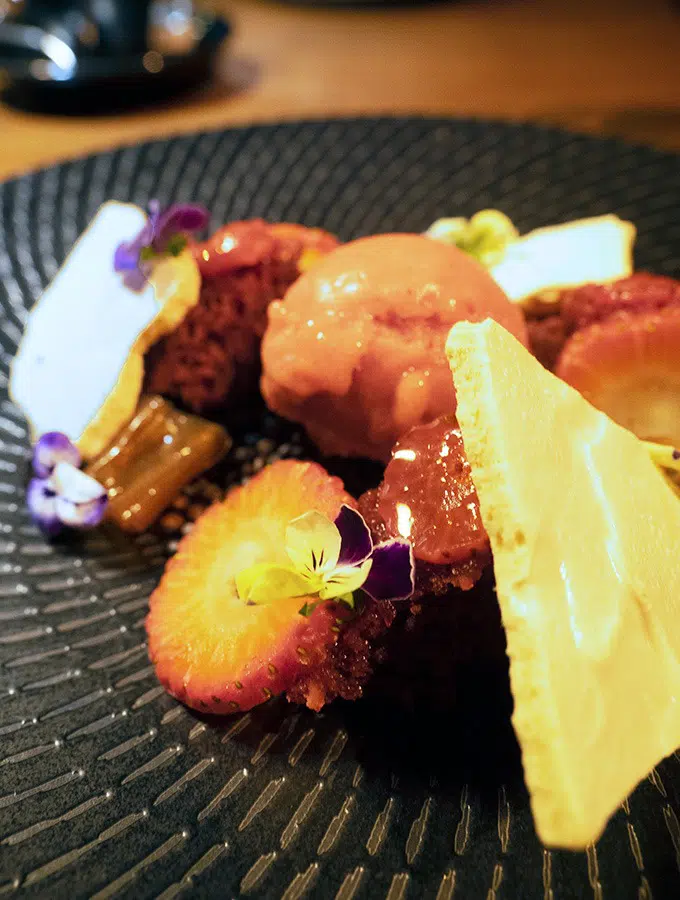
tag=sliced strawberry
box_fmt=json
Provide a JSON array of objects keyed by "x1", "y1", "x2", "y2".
[
  {"x1": 560, "y1": 273, "x2": 680, "y2": 332},
  {"x1": 377, "y1": 416, "x2": 490, "y2": 566},
  {"x1": 146, "y1": 460, "x2": 358, "y2": 714},
  {"x1": 556, "y1": 307, "x2": 680, "y2": 446}
]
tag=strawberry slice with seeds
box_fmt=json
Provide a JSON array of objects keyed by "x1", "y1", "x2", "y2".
[
  {"x1": 556, "y1": 307, "x2": 680, "y2": 446},
  {"x1": 146, "y1": 460, "x2": 358, "y2": 714}
]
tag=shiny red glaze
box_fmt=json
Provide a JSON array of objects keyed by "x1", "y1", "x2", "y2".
[
  {"x1": 192, "y1": 219, "x2": 340, "y2": 278},
  {"x1": 560, "y1": 273, "x2": 680, "y2": 332},
  {"x1": 555, "y1": 306, "x2": 680, "y2": 446},
  {"x1": 192, "y1": 220, "x2": 278, "y2": 277},
  {"x1": 378, "y1": 416, "x2": 489, "y2": 565},
  {"x1": 147, "y1": 221, "x2": 340, "y2": 412}
]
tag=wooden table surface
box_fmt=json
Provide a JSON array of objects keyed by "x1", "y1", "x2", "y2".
[{"x1": 2, "y1": 0, "x2": 680, "y2": 181}]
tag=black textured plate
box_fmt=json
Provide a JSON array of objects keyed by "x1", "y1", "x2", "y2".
[{"x1": 1, "y1": 117, "x2": 680, "y2": 900}]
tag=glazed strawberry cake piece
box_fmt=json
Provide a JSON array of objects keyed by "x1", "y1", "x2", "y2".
[
  {"x1": 525, "y1": 275, "x2": 680, "y2": 446},
  {"x1": 560, "y1": 272, "x2": 680, "y2": 331},
  {"x1": 556, "y1": 306, "x2": 680, "y2": 446},
  {"x1": 526, "y1": 273, "x2": 680, "y2": 372},
  {"x1": 144, "y1": 220, "x2": 339, "y2": 414}
]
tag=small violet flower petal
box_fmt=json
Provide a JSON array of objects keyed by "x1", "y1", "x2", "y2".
[
  {"x1": 137, "y1": 201, "x2": 161, "y2": 248},
  {"x1": 335, "y1": 504, "x2": 373, "y2": 566},
  {"x1": 33, "y1": 432, "x2": 80, "y2": 479},
  {"x1": 55, "y1": 493, "x2": 108, "y2": 529},
  {"x1": 114, "y1": 201, "x2": 208, "y2": 290},
  {"x1": 156, "y1": 204, "x2": 209, "y2": 248},
  {"x1": 50, "y1": 462, "x2": 108, "y2": 529},
  {"x1": 362, "y1": 540, "x2": 415, "y2": 603},
  {"x1": 113, "y1": 241, "x2": 141, "y2": 273},
  {"x1": 123, "y1": 266, "x2": 151, "y2": 292},
  {"x1": 26, "y1": 478, "x2": 62, "y2": 536},
  {"x1": 114, "y1": 240, "x2": 151, "y2": 292}
]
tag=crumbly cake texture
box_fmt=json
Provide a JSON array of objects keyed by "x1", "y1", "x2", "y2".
[
  {"x1": 446, "y1": 318, "x2": 680, "y2": 848},
  {"x1": 144, "y1": 222, "x2": 339, "y2": 414}
]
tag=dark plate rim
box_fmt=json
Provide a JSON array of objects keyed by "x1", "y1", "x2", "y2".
[{"x1": 1, "y1": 113, "x2": 678, "y2": 189}]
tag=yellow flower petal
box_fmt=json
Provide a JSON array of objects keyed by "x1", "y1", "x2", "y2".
[
  {"x1": 426, "y1": 210, "x2": 519, "y2": 268},
  {"x1": 319, "y1": 558, "x2": 373, "y2": 601},
  {"x1": 236, "y1": 563, "x2": 315, "y2": 606},
  {"x1": 644, "y1": 440, "x2": 680, "y2": 474},
  {"x1": 337, "y1": 592, "x2": 355, "y2": 609},
  {"x1": 470, "y1": 209, "x2": 519, "y2": 242},
  {"x1": 285, "y1": 510, "x2": 341, "y2": 575},
  {"x1": 466, "y1": 210, "x2": 519, "y2": 267},
  {"x1": 425, "y1": 217, "x2": 469, "y2": 244}
]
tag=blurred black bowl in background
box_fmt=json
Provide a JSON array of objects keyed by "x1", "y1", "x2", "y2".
[{"x1": 0, "y1": 1, "x2": 230, "y2": 114}]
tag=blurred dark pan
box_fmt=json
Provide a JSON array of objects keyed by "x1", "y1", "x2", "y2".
[{"x1": 0, "y1": 0, "x2": 229, "y2": 114}]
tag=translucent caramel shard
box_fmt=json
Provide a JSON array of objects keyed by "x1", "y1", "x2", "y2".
[{"x1": 85, "y1": 396, "x2": 230, "y2": 533}]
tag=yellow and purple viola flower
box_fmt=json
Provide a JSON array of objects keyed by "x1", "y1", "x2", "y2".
[
  {"x1": 114, "y1": 201, "x2": 209, "y2": 291},
  {"x1": 236, "y1": 504, "x2": 414, "y2": 614},
  {"x1": 27, "y1": 433, "x2": 108, "y2": 536}
]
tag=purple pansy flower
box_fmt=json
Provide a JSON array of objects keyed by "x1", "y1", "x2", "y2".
[
  {"x1": 333, "y1": 504, "x2": 415, "y2": 603},
  {"x1": 236, "y1": 503, "x2": 415, "y2": 611},
  {"x1": 27, "y1": 433, "x2": 108, "y2": 536},
  {"x1": 114, "y1": 200, "x2": 209, "y2": 291},
  {"x1": 32, "y1": 430, "x2": 81, "y2": 478}
]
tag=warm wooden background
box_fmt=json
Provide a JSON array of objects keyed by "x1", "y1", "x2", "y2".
[{"x1": 2, "y1": 0, "x2": 680, "y2": 180}]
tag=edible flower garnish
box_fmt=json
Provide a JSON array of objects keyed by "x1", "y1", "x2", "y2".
[
  {"x1": 114, "y1": 201, "x2": 209, "y2": 291},
  {"x1": 236, "y1": 504, "x2": 414, "y2": 614},
  {"x1": 645, "y1": 441, "x2": 680, "y2": 474},
  {"x1": 426, "y1": 209, "x2": 519, "y2": 267},
  {"x1": 27, "y1": 433, "x2": 108, "y2": 536},
  {"x1": 645, "y1": 441, "x2": 680, "y2": 498}
]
